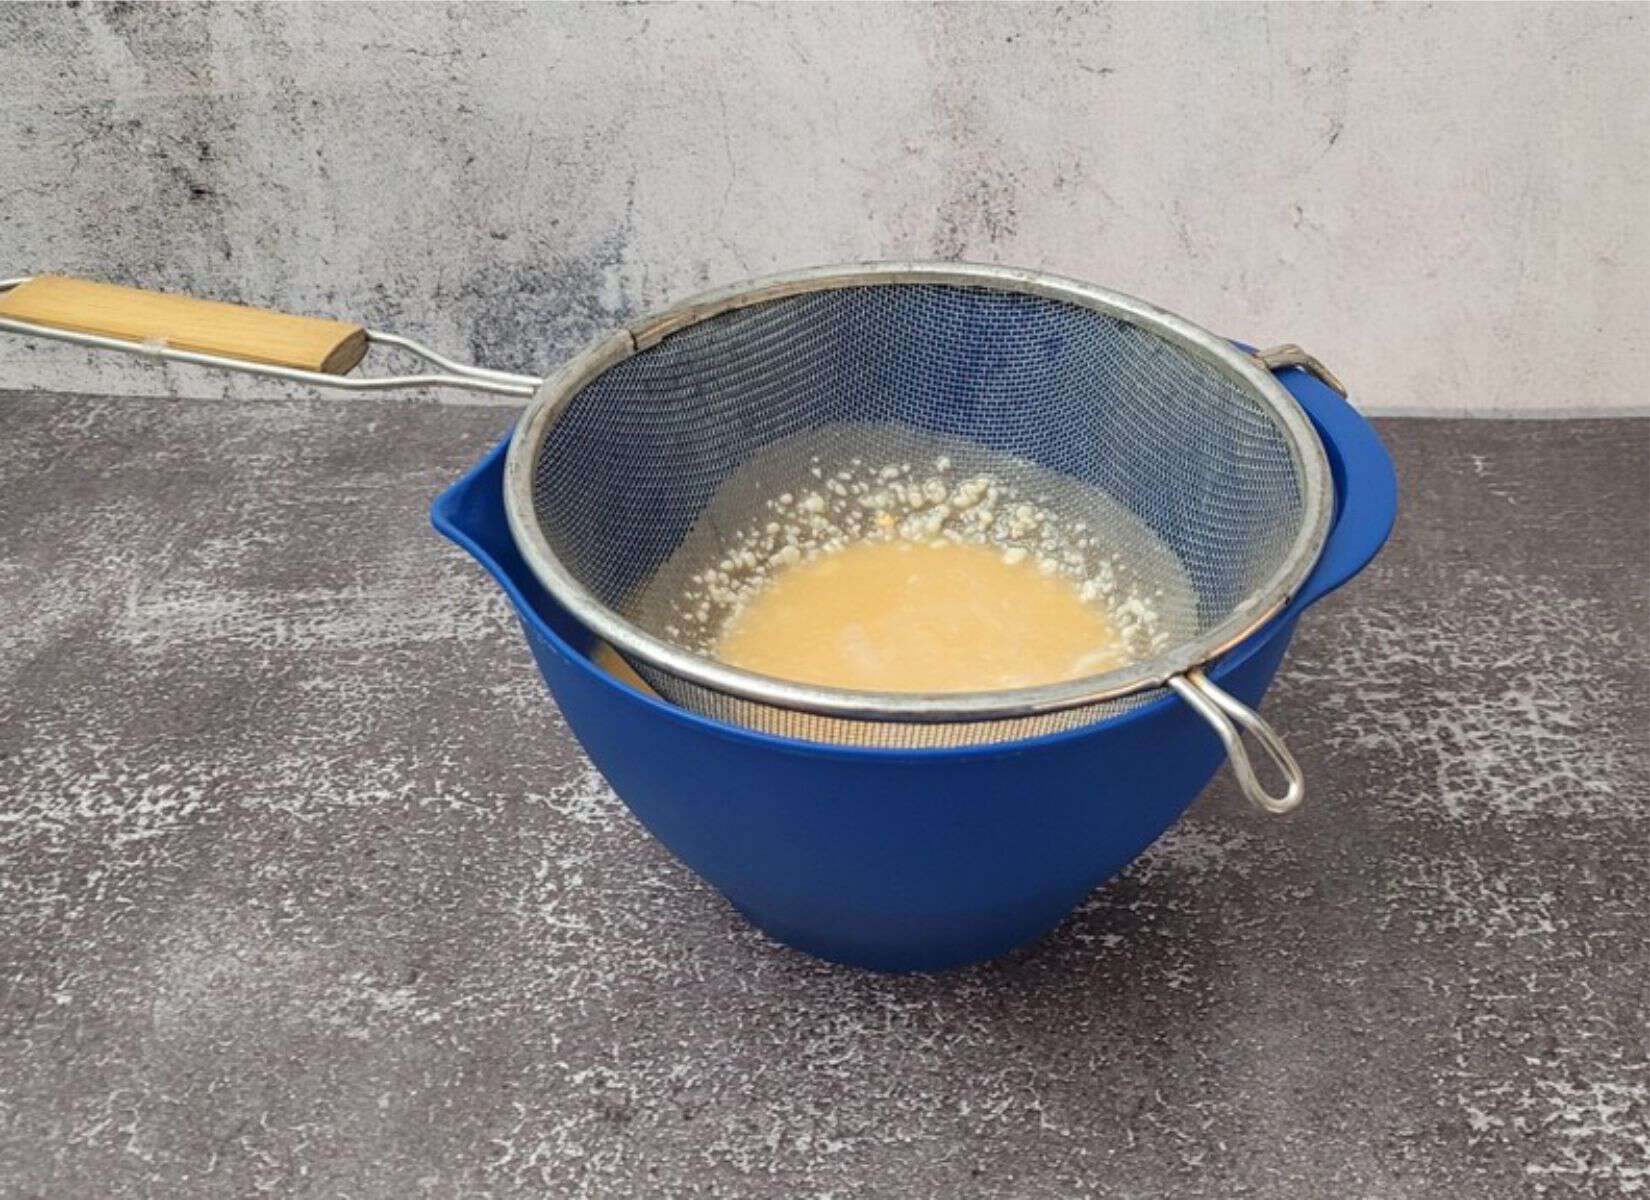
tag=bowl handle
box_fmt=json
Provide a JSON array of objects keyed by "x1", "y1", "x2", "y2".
[
  {"x1": 1174, "y1": 344, "x2": 1396, "y2": 815},
  {"x1": 1255, "y1": 345, "x2": 1399, "y2": 613},
  {"x1": 1170, "y1": 668, "x2": 1305, "y2": 814}
]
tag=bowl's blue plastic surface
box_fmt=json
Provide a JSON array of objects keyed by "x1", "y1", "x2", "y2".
[{"x1": 432, "y1": 365, "x2": 1397, "y2": 972}]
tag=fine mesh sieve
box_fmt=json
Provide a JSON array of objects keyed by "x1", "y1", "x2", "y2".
[
  {"x1": 501, "y1": 264, "x2": 1336, "y2": 808},
  {"x1": 0, "y1": 262, "x2": 1338, "y2": 813}
]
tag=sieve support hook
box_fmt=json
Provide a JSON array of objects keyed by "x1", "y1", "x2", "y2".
[
  {"x1": 1169, "y1": 669, "x2": 1305, "y2": 814},
  {"x1": 1253, "y1": 344, "x2": 1347, "y2": 398}
]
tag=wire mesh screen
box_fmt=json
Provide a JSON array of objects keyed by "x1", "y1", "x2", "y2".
[{"x1": 527, "y1": 280, "x2": 1312, "y2": 746}]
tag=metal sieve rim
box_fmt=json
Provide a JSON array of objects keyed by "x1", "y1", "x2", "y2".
[{"x1": 502, "y1": 261, "x2": 1334, "y2": 724}]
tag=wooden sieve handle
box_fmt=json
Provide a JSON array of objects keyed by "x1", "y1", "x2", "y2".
[{"x1": 0, "y1": 276, "x2": 368, "y2": 375}]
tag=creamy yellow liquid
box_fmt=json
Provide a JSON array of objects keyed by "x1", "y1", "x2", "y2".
[{"x1": 714, "y1": 539, "x2": 1127, "y2": 693}]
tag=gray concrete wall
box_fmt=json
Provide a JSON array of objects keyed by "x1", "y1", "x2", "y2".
[{"x1": 1, "y1": 1, "x2": 1644, "y2": 414}]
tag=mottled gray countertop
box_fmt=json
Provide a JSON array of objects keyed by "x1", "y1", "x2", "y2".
[{"x1": 1, "y1": 395, "x2": 1645, "y2": 1199}]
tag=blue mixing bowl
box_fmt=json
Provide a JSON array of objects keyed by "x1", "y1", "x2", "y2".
[{"x1": 433, "y1": 363, "x2": 1396, "y2": 972}]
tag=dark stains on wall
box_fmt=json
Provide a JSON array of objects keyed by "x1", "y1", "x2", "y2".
[
  {"x1": 931, "y1": 171, "x2": 1022, "y2": 262},
  {"x1": 51, "y1": 97, "x2": 239, "y2": 289},
  {"x1": 8, "y1": 3, "x2": 238, "y2": 291},
  {"x1": 458, "y1": 232, "x2": 638, "y2": 375},
  {"x1": 922, "y1": 8, "x2": 1025, "y2": 262}
]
